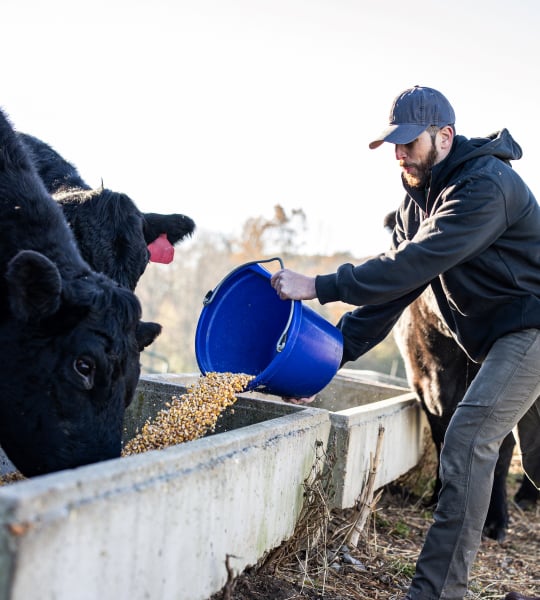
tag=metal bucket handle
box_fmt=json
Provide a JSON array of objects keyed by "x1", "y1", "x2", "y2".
[{"x1": 202, "y1": 257, "x2": 294, "y2": 353}]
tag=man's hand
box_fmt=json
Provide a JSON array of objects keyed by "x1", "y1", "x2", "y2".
[
  {"x1": 270, "y1": 269, "x2": 317, "y2": 301},
  {"x1": 281, "y1": 395, "x2": 316, "y2": 405}
]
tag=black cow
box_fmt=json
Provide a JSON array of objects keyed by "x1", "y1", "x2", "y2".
[
  {"x1": 384, "y1": 211, "x2": 539, "y2": 541},
  {"x1": 0, "y1": 107, "x2": 161, "y2": 477},
  {"x1": 19, "y1": 133, "x2": 195, "y2": 291}
]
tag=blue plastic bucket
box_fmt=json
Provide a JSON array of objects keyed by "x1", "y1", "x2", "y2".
[{"x1": 195, "y1": 258, "x2": 343, "y2": 398}]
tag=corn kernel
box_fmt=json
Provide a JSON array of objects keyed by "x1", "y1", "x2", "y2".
[{"x1": 122, "y1": 372, "x2": 254, "y2": 456}]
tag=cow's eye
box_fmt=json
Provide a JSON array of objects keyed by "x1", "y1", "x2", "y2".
[{"x1": 73, "y1": 356, "x2": 95, "y2": 390}]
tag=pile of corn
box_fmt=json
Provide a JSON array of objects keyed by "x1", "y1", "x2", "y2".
[{"x1": 122, "y1": 371, "x2": 254, "y2": 456}]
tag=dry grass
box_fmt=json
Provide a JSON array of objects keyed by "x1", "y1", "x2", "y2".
[
  {"x1": 214, "y1": 438, "x2": 539, "y2": 600},
  {"x1": 1, "y1": 393, "x2": 537, "y2": 599}
]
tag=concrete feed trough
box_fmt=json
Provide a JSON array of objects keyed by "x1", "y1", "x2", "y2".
[
  {"x1": 0, "y1": 377, "x2": 331, "y2": 600},
  {"x1": 0, "y1": 371, "x2": 426, "y2": 600},
  {"x1": 144, "y1": 372, "x2": 427, "y2": 510},
  {"x1": 315, "y1": 369, "x2": 426, "y2": 508},
  {"x1": 249, "y1": 368, "x2": 426, "y2": 510},
  {"x1": 328, "y1": 393, "x2": 426, "y2": 508}
]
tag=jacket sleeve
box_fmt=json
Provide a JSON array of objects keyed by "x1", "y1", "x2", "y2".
[
  {"x1": 337, "y1": 285, "x2": 427, "y2": 366},
  {"x1": 316, "y1": 177, "x2": 509, "y2": 308}
]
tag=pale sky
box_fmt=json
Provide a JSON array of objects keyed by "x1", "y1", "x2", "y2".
[{"x1": 3, "y1": 0, "x2": 540, "y2": 258}]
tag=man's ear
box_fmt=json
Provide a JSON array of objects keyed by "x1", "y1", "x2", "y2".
[{"x1": 439, "y1": 125, "x2": 454, "y2": 151}]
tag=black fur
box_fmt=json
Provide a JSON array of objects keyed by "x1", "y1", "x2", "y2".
[
  {"x1": 19, "y1": 133, "x2": 195, "y2": 290},
  {"x1": 0, "y1": 108, "x2": 160, "y2": 477}
]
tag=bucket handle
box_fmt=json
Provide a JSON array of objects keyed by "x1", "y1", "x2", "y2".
[{"x1": 202, "y1": 257, "x2": 294, "y2": 353}]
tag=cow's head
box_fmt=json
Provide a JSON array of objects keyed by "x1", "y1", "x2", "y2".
[
  {"x1": 0, "y1": 250, "x2": 160, "y2": 476},
  {"x1": 57, "y1": 191, "x2": 196, "y2": 292}
]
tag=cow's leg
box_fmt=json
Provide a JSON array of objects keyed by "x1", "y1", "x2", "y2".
[
  {"x1": 424, "y1": 413, "x2": 444, "y2": 506},
  {"x1": 483, "y1": 432, "x2": 514, "y2": 541},
  {"x1": 514, "y1": 475, "x2": 540, "y2": 509},
  {"x1": 512, "y1": 398, "x2": 540, "y2": 508}
]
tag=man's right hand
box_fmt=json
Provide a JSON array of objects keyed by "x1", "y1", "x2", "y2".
[{"x1": 270, "y1": 269, "x2": 317, "y2": 301}]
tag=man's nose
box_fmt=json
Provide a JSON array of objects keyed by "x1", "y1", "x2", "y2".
[{"x1": 395, "y1": 144, "x2": 407, "y2": 160}]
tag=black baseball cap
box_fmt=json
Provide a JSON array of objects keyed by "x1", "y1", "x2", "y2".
[{"x1": 369, "y1": 85, "x2": 456, "y2": 149}]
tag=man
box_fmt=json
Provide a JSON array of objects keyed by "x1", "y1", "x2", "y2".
[{"x1": 270, "y1": 85, "x2": 540, "y2": 600}]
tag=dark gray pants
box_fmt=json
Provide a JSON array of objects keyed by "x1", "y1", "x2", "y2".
[{"x1": 406, "y1": 329, "x2": 540, "y2": 600}]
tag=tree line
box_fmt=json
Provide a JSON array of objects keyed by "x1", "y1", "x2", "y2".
[{"x1": 135, "y1": 205, "x2": 405, "y2": 380}]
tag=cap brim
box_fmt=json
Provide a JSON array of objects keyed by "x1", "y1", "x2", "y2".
[{"x1": 369, "y1": 123, "x2": 427, "y2": 149}]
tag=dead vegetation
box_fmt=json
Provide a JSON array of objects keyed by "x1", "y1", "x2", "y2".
[
  {"x1": 2, "y1": 390, "x2": 537, "y2": 599},
  {"x1": 211, "y1": 435, "x2": 539, "y2": 600}
]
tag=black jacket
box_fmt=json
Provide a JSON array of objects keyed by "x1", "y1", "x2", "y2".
[{"x1": 316, "y1": 129, "x2": 540, "y2": 364}]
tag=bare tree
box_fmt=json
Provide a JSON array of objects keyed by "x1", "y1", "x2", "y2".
[
  {"x1": 235, "y1": 204, "x2": 306, "y2": 258},
  {"x1": 135, "y1": 208, "x2": 404, "y2": 378}
]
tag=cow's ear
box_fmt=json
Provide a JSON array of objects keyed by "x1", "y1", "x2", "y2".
[
  {"x1": 6, "y1": 250, "x2": 62, "y2": 322},
  {"x1": 136, "y1": 321, "x2": 161, "y2": 351}
]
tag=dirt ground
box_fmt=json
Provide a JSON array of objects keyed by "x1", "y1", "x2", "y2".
[{"x1": 210, "y1": 445, "x2": 539, "y2": 600}]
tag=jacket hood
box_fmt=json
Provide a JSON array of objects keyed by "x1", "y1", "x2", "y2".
[
  {"x1": 440, "y1": 129, "x2": 522, "y2": 179},
  {"x1": 404, "y1": 129, "x2": 523, "y2": 207},
  {"x1": 451, "y1": 128, "x2": 522, "y2": 164}
]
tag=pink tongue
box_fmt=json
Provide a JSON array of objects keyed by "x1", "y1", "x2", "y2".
[{"x1": 148, "y1": 233, "x2": 174, "y2": 264}]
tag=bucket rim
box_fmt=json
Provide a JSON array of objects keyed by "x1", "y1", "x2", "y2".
[
  {"x1": 194, "y1": 257, "x2": 344, "y2": 397},
  {"x1": 201, "y1": 258, "x2": 296, "y2": 354}
]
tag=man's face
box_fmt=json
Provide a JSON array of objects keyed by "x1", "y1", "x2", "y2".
[{"x1": 395, "y1": 130, "x2": 439, "y2": 188}]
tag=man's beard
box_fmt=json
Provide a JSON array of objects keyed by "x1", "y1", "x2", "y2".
[{"x1": 402, "y1": 143, "x2": 438, "y2": 188}]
